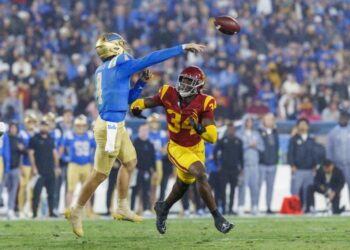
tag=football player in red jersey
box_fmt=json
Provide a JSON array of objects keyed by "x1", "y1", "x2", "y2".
[{"x1": 131, "y1": 66, "x2": 233, "y2": 234}]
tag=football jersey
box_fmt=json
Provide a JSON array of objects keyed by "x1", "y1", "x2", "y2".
[
  {"x1": 153, "y1": 85, "x2": 216, "y2": 147},
  {"x1": 95, "y1": 45, "x2": 184, "y2": 122},
  {"x1": 50, "y1": 128, "x2": 62, "y2": 149},
  {"x1": 148, "y1": 130, "x2": 168, "y2": 161},
  {"x1": 19, "y1": 129, "x2": 34, "y2": 166},
  {"x1": 63, "y1": 131, "x2": 96, "y2": 165}
]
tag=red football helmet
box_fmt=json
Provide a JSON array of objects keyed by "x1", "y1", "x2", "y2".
[{"x1": 176, "y1": 66, "x2": 206, "y2": 97}]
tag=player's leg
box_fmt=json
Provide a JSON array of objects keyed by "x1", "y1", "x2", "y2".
[
  {"x1": 188, "y1": 161, "x2": 233, "y2": 233},
  {"x1": 65, "y1": 146, "x2": 109, "y2": 237},
  {"x1": 18, "y1": 167, "x2": 31, "y2": 217},
  {"x1": 66, "y1": 163, "x2": 78, "y2": 209},
  {"x1": 154, "y1": 177, "x2": 190, "y2": 234},
  {"x1": 113, "y1": 128, "x2": 142, "y2": 222}
]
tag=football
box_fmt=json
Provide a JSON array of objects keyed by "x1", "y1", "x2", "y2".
[{"x1": 214, "y1": 15, "x2": 240, "y2": 35}]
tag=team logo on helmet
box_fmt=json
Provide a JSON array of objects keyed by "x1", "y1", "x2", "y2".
[{"x1": 95, "y1": 33, "x2": 130, "y2": 61}]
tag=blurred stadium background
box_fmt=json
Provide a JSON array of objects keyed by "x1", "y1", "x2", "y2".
[{"x1": 0, "y1": 0, "x2": 350, "y2": 225}]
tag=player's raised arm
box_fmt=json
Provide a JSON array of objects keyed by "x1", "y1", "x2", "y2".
[
  {"x1": 128, "y1": 69, "x2": 152, "y2": 104},
  {"x1": 120, "y1": 43, "x2": 206, "y2": 76}
]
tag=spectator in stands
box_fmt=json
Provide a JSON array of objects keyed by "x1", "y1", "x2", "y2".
[
  {"x1": 321, "y1": 102, "x2": 340, "y2": 122},
  {"x1": 238, "y1": 115, "x2": 264, "y2": 215},
  {"x1": 130, "y1": 125, "x2": 155, "y2": 216},
  {"x1": 306, "y1": 159, "x2": 345, "y2": 214},
  {"x1": 29, "y1": 120, "x2": 60, "y2": 218},
  {"x1": 288, "y1": 118, "x2": 318, "y2": 211},
  {"x1": 214, "y1": 122, "x2": 243, "y2": 215},
  {"x1": 6, "y1": 122, "x2": 23, "y2": 219},
  {"x1": 327, "y1": 111, "x2": 350, "y2": 204},
  {"x1": 258, "y1": 113, "x2": 279, "y2": 214}
]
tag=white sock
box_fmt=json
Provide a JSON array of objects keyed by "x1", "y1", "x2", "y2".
[
  {"x1": 117, "y1": 198, "x2": 128, "y2": 209},
  {"x1": 74, "y1": 204, "x2": 84, "y2": 213}
]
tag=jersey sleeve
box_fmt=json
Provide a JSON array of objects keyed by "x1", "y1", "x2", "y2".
[
  {"x1": 128, "y1": 79, "x2": 146, "y2": 104},
  {"x1": 151, "y1": 84, "x2": 171, "y2": 106},
  {"x1": 118, "y1": 45, "x2": 184, "y2": 76},
  {"x1": 201, "y1": 96, "x2": 216, "y2": 120}
]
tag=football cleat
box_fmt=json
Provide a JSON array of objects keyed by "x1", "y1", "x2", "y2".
[
  {"x1": 154, "y1": 201, "x2": 169, "y2": 234},
  {"x1": 214, "y1": 217, "x2": 234, "y2": 234},
  {"x1": 64, "y1": 208, "x2": 84, "y2": 237},
  {"x1": 113, "y1": 208, "x2": 143, "y2": 223}
]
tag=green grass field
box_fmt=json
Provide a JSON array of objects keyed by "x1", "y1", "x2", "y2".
[{"x1": 0, "y1": 216, "x2": 349, "y2": 250}]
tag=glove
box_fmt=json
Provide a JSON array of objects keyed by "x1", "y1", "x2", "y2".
[
  {"x1": 130, "y1": 99, "x2": 146, "y2": 119},
  {"x1": 189, "y1": 116, "x2": 206, "y2": 135},
  {"x1": 131, "y1": 108, "x2": 147, "y2": 119}
]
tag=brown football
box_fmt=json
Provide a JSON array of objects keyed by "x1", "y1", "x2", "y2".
[{"x1": 214, "y1": 16, "x2": 240, "y2": 35}]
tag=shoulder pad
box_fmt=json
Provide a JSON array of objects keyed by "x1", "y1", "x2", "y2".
[
  {"x1": 55, "y1": 129, "x2": 62, "y2": 138},
  {"x1": 160, "y1": 130, "x2": 167, "y2": 138},
  {"x1": 203, "y1": 95, "x2": 216, "y2": 112},
  {"x1": 19, "y1": 130, "x2": 29, "y2": 139},
  {"x1": 65, "y1": 131, "x2": 74, "y2": 140},
  {"x1": 87, "y1": 130, "x2": 94, "y2": 139},
  {"x1": 159, "y1": 84, "x2": 171, "y2": 101}
]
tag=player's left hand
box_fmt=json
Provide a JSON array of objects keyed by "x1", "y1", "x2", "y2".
[
  {"x1": 131, "y1": 108, "x2": 147, "y2": 119},
  {"x1": 189, "y1": 116, "x2": 206, "y2": 135}
]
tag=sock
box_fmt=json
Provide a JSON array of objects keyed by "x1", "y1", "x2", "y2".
[
  {"x1": 74, "y1": 204, "x2": 84, "y2": 213},
  {"x1": 118, "y1": 198, "x2": 128, "y2": 209},
  {"x1": 211, "y1": 209, "x2": 222, "y2": 219},
  {"x1": 164, "y1": 201, "x2": 171, "y2": 211}
]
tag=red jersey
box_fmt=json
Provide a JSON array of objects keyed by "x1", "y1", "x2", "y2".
[{"x1": 153, "y1": 85, "x2": 216, "y2": 147}]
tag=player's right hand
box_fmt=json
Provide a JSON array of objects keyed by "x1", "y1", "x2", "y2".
[
  {"x1": 183, "y1": 43, "x2": 206, "y2": 53},
  {"x1": 131, "y1": 108, "x2": 147, "y2": 119}
]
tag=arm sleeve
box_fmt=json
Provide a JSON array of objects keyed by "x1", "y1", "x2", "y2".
[
  {"x1": 256, "y1": 133, "x2": 265, "y2": 152},
  {"x1": 287, "y1": 137, "x2": 295, "y2": 166},
  {"x1": 239, "y1": 140, "x2": 244, "y2": 169},
  {"x1": 3, "y1": 134, "x2": 10, "y2": 173},
  {"x1": 334, "y1": 169, "x2": 345, "y2": 193},
  {"x1": 128, "y1": 79, "x2": 146, "y2": 104},
  {"x1": 213, "y1": 140, "x2": 221, "y2": 166},
  {"x1": 120, "y1": 45, "x2": 184, "y2": 76},
  {"x1": 326, "y1": 132, "x2": 334, "y2": 161}
]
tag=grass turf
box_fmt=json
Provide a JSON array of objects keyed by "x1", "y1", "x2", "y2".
[{"x1": 0, "y1": 216, "x2": 349, "y2": 250}]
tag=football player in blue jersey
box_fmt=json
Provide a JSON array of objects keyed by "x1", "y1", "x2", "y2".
[
  {"x1": 147, "y1": 113, "x2": 168, "y2": 210},
  {"x1": 63, "y1": 115, "x2": 95, "y2": 211},
  {"x1": 18, "y1": 113, "x2": 38, "y2": 218},
  {"x1": 65, "y1": 32, "x2": 205, "y2": 237}
]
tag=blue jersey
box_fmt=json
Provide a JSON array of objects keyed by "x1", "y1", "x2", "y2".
[
  {"x1": 19, "y1": 129, "x2": 34, "y2": 166},
  {"x1": 0, "y1": 133, "x2": 10, "y2": 173},
  {"x1": 63, "y1": 131, "x2": 96, "y2": 165},
  {"x1": 50, "y1": 128, "x2": 62, "y2": 149},
  {"x1": 95, "y1": 45, "x2": 184, "y2": 122},
  {"x1": 205, "y1": 142, "x2": 217, "y2": 174},
  {"x1": 148, "y1": 130, "x2": 167, "y2": 161}
]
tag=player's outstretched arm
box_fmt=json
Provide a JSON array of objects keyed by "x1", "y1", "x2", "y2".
[
  {"x1": 130, "y1": 96, "x2": 162, "y2": 119},
  {"x1": 121, "y1": 43, "x2": 206, "y2": 76}
]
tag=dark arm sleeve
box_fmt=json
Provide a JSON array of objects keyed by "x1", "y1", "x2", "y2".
[
  {"x1": 239, "y1": 140, "x2": 244, "y2": 169},
  {"x1": 150, "y1": 142, "x2": 156, "y2": 171},
  {"x1": 213, "y1": 140, "x2": 221, "y2": 166},
  {"x1": 287, "y1": 137, "x2": 295, "y2": 166},
  {"x1": 333, "y1": 169, "x2": 345, "y2": 193},
  {"x1": 28, "y1": 137, "x2": 36, "y2": 150}
]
